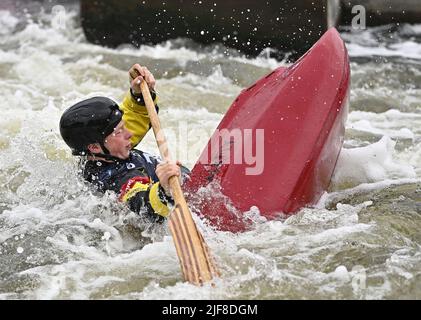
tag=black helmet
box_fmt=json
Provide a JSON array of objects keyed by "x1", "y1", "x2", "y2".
[{"x1": 59, "y1": 96, "x2": 123, "y2": 155}]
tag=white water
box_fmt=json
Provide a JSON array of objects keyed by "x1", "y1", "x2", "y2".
[{"x1": 0, "y1": 5, "x2": 420, "y2": 299}]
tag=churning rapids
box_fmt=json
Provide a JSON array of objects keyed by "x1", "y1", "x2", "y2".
[{"x1": 0, "y1": 1, "x2": 420, "y2": 299}]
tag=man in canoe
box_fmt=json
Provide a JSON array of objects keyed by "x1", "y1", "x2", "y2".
[{"x1": 59, "y1": 64, "x2": 183, "y2": 222}]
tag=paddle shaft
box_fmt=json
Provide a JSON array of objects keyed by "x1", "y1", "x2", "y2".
[{"x1": 138, "y1": 78, "x2": 219, "y2": 285}]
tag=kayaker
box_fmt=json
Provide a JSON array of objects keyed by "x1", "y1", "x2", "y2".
[{"x1": 59, "y1": 64, "x2": 183, "y2": 222}]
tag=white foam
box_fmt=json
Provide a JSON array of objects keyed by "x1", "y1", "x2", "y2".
[
  {"x1": 324, "y1": 177, "x2": 421, "y2": 207},
  {"x1": 0, "y1": 10, "x2": 19, "y2": 36},
  {"x1": 331, "y1": 136, "x2": 416, "y2": 189},
  {"x1": 230, "y1": 50, "x2": 287, "y2": 70},
  {"x1": 2, "y1": 206, "x2": 45, "y2": 225},
  {"x1": 0, "y1": 49, "x2": 19, "y2": 63},
  {"x1": 349, "y1": 119, "x2": 414, "y2": 140},
  {"x1": 12, "y1": 50, "x2": 75, "y2": 94},
  {"x1": 19, "y1": 235, "x2": 182, "y2": 299},
  {"x1": 159, "y1": 66, "x2": 240, "y2": 97},
  {"x1": 344, "y1": 24, "x2": 421, "y2": 60},
  {"x1": 400, "y1": 24, "x2": 421, "y2": 35},
  {"x1": 118, "y1": 40, "x2": 207, "y2": 67},
  {"x1": 331, "y1": 265, "x2": 351, "y2": 282},
  {"x1": 347, "y1": 41, "x2": 421, "y2": 60},
  {"x1": 345, "y1": 110, "x2": 421, "y2": 175}
]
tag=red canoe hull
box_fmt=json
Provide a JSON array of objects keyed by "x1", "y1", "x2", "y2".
[{"x1": 185, "y1": 28, "x2": 350, "y2": 232}]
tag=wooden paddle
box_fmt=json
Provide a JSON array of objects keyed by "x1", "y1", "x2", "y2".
[{"x1": 132, "y1": 70, "x2": 219, "y2": 285}]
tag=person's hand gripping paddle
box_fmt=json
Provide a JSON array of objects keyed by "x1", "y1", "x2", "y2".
[{"x1": 130, "y1": 68, "x2": 219, "y2": 285}]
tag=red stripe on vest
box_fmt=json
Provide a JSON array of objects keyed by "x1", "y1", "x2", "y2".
[{"x1": 119, "y1": 176, "x2": 151, "y2": 201}]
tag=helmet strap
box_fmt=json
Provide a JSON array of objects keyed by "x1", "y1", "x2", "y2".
[
  {"x1": 86, "y1": 141, "x2": 122, "y2": 162},
  {"x1": 100, "y1": 141, "x2": 110, "y2": 155}
]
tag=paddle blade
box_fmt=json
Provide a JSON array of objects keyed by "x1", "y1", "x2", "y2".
[{"x1": 168, "y1": 204, "x2": 219, "y2": 285}]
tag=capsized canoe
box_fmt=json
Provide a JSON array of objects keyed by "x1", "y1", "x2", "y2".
[{"x1": 185, "y1": 28, "x2": 351, "y2": 232}]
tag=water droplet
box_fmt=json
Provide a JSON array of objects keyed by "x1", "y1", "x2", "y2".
[
  {"x1": 17, "y1": 247, "x2": 24, "y2": 254},
  {"x1": 127, "y1": 163, "x2": 135, "y2": 169}
]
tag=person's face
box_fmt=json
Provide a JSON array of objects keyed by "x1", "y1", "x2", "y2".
[{"x1": 103, "y1": 120, "x2": 133, "y2": 159}]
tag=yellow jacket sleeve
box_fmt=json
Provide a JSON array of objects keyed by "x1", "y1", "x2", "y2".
[{"x1": 120, "y1": 90, "x2": 158, "y2": 148}]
